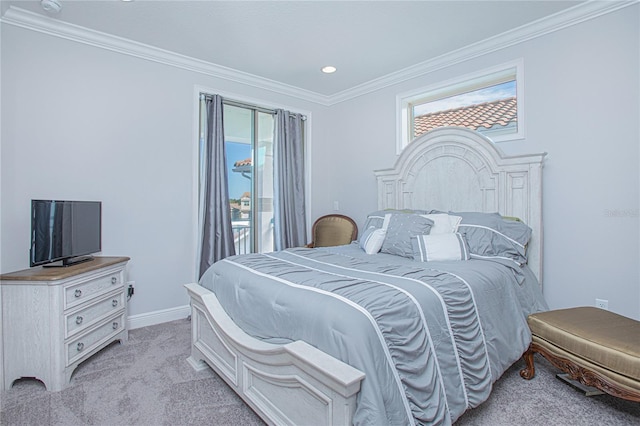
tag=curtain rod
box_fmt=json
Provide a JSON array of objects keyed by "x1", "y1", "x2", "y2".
[{"x1": 200, "y1": 93, "x2": 306, "y2": 120}]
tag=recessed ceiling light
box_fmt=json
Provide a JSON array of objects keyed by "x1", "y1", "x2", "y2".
[
  {"x1": 40, "y1": 0, "x2": 62, "y2": 13},
  {"x1": 321, "y1": 66, "x2": 337, "y2": 74}
]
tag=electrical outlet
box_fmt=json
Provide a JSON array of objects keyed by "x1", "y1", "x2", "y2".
[
  {"x1": 127, "y1": 281, "x2": 135, "y2": 298},
  {"x1": 595, "y1": 298, "x2": 608, "y2": 310},
  {"x1": 333, "y1": 201, "x2": 340, "y2": 211}
]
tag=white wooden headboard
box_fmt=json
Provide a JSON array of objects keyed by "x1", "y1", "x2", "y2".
[{"x1": 374, "y1": 127, "x2": 547, "y2": 285}]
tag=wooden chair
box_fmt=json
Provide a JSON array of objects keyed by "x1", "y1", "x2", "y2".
[{"x1": 306, "y1": 214, "x2": 358, "y2": 248}]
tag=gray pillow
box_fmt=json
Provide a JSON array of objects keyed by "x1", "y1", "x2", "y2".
[
  {"x1": 452, "y1": 211, "x2": 531, "y2": 264},
  {"x1": 363, "y1": 209, "x2": 429, "y2": 230},
  {"x1": 380, "y1": 214, "x2": 434, "y2": 258},
  {"x1": 359, "y1": 226, "x2": 386, "y2": 254}
]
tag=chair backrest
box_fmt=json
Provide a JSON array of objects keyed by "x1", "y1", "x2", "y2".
[{"x1": 310, "y1": 214, "x2": 358, "y2": 248}]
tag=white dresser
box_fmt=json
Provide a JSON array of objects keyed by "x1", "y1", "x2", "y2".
[{"x1": 1, "y1": 256, "x2": 130, "y2": 391}]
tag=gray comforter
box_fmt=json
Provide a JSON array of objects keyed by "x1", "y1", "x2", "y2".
[{"x1": 199, "y1": 243, "x2": 548, "y2": 425}]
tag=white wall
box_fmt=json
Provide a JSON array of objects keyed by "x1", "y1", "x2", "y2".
[
  {"x1": 2, "y1": 6, "x2": 638, "y2": 322},
  {"x1": 321, "y1": 6, "x2": 640, "y2": 319},
  {"x1": 0, "y1": 23, "x2": 327, "y2": 323}
]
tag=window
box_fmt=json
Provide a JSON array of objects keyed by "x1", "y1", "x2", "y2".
[
  {"x1": 199, "y1": 99, "x2": 276, "y2": 255},
  {"x1": 397, "y1": 60, "x2": 524, "y2": 152}
]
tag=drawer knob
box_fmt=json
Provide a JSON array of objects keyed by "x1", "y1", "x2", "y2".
[
  {"x1": 112, "y1": 322, "x2": 119, "y2": 330},
  {"x1": 111, "y1": 277, "x2": 117, "y2": 284},
  {"x1": 75, "y1": 316, "x2": 83, "y2": 325},
  {"x1": 77, "y1": 342, "x2": 84, "y2": 352},
  {"x1": 112, "y1": 299, "x2": 118, "y2": 307},
  {"x1": 74, "y1": 289, "x2": 82, "y2": 298}
]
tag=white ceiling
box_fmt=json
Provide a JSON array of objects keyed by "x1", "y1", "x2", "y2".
[{"x1": 2, "y1": 0, "x2": 597, "y2": 98}]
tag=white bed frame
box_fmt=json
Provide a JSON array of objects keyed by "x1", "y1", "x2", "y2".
[
  {"x1": 375, "y1": 127, "x2": 546, "y2": 285},
  {"x1": 184, "y1": 127, "x2": 546, "y2": 425}
]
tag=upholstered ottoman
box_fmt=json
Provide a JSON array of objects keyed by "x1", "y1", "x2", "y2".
[{"x1": 520, "y1": 307, "x2": 640, "y2": 402}]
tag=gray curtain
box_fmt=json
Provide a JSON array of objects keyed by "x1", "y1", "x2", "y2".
[
  {"x1": 273, "y1": 109, "x2": 307, "y2": 250},
  {"x1": 199, "y1": 94, "x2": 235, "y2": 278}
]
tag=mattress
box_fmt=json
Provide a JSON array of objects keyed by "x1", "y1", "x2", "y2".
[{"x1": 199, "y1": 243, "x2": 548, "y2": 425}]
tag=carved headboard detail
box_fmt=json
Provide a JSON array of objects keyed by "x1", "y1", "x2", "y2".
[{"x1": 374, "y1": 127, "x2": 547, "y2": 285}]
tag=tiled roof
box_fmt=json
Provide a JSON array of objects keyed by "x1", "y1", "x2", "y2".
[
  {"x1": 234, "y1": 158, "x2": 252, "y2": 167},
  {"x1": 413, "y1": 97, "x2": 517, "y2": 138}
]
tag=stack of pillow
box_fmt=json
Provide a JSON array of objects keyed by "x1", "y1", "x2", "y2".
[{"x1": 359, "y1": 209, "x2": 531, "y2": 266}]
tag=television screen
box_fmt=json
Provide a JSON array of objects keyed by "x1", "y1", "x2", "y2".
[{"x1": 30, "y1": 200, "x2": 102, "y2": 267}]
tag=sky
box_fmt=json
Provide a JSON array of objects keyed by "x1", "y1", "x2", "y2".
[
  {"x1": 226, "y1": 141, "x2": 251, "y2": 200},
  {"x1": 413, "y1": 80, "x2": 516, "y2": 116}
]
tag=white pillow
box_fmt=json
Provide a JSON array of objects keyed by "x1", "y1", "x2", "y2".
[
  {"x1": 359, "y1": 226, "x2": 387, "y2": 254},
  {"x1": 421, "y1": 214, "x2": 462, "y2": 235},
  {"x1": 411, "y1": 232, "x2": 470, "y2": 262}
]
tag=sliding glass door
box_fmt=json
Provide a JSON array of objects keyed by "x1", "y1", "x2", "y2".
[{"x1": 218, "y1": 103, "x2": 275, "y2": 254}]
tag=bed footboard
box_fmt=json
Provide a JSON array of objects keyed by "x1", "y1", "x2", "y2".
[{"x1": 184, "y1": 283, "x2": 365, "y2": 426}]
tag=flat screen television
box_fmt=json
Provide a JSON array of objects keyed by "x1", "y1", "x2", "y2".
[{"x1": 30, "y1": 200, "x2": 102, "y2": 267}]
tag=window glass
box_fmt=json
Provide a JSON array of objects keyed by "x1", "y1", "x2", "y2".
[{"x1": 398, "y1": 60, "x2": 523, "y2": 151}]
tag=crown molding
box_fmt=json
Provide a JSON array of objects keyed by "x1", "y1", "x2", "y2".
[
  {"x1": 1, "y1": 2, "x2": 635, "y2": 106},
  {"x1": 328, "y1": 0, "x2": 637, "y2": 104},
  {"x1": 0, "y1": 6, "x2": 332, "y2": 105}
]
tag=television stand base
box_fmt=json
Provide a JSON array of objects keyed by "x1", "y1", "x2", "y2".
[{"x1": 43, "y1": 256, "x2": 95, "y2": 268}]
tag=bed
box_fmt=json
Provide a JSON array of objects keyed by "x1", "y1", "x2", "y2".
[{"x1": 185, "y1": 127, "x2": 548, "y2": 425}]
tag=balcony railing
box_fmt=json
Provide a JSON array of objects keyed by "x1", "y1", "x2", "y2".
[{"x1": 232, "y1": 223, "x2": 251, "y2": 255}]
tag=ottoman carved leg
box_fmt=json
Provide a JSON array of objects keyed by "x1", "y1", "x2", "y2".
[{"x1": 520, "y1": 346, "x2": 536, "y2": 380}]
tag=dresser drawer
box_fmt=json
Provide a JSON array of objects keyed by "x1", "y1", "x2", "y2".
[
  {"x1": 66, "y1": 311, "x2": 126, "y2": 366},
  {"x1": 65, "y1": 290, "x2": 125, "y2": 338},
  {"x1": 64, "y1": 271, "x2": 123, "y2": 309}
]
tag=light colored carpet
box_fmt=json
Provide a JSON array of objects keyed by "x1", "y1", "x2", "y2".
[{"x1": 1, "y1": 318, "x2": 638, "y2": 425}]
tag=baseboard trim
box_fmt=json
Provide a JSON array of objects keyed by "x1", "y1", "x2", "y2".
[{"x1": 128, "y1": 305, "x2": 190, "y2": 330}]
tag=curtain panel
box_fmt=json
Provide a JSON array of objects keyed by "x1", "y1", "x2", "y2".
[
  {"x1": 199, "y1": 94, "x2": 236, "y2": 278},
  {"x1": 274, "y1": 109, "x2": 307, "y2": 250}
]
